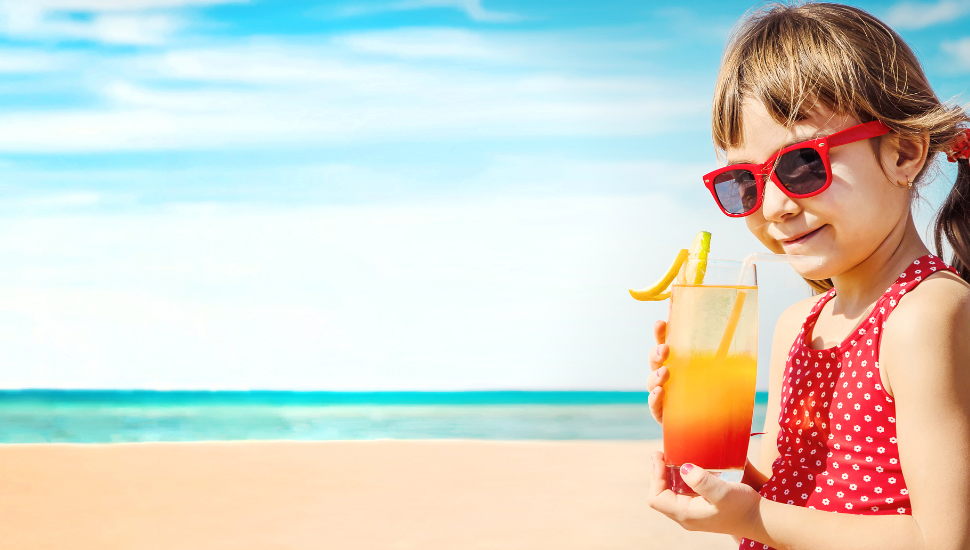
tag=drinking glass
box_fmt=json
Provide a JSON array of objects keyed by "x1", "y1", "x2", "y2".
[{"x1": 662, "y1": 259, "x2": 758, "y2": 495}]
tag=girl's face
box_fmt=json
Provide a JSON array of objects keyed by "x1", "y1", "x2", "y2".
[{"x1": 728, "y1": 100, "x2": 912, "y2": 280}]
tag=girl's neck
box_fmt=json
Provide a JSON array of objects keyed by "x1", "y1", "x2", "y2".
[{"x1": 829, "y1": 212, "x2": 930, "y2": 317}]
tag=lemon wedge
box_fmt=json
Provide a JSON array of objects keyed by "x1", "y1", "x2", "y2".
[
  {"x1": 629, "y1": 231, "x2": 711, "y2": 302},
  {"x1": 683, "y1": 231, "x2": 711, "y2": 285},
  {"x1": 629, "y1": 249, "x2": 689, "y2": 301}
]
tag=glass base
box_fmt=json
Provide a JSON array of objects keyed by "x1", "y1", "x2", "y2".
[{"x1": 665, "y1": 465, "x2": 743, "y2": 496}]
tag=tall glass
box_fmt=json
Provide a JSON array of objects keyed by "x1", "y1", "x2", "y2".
[{"x1": 663, "y1": 259, "x2": 758, "y2": 495}]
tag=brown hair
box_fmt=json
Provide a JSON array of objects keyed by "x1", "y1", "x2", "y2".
[{"x1": 712, "y1": 2, "x2": 970, "y2": 292}]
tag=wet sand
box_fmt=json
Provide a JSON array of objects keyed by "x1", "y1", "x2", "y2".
[{"x1": 0, "y1": 440, "x2": 737, "y2": 550}]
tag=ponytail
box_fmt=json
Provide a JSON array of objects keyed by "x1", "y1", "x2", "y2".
[{"x1": 934, "y1": 158, "x2": 970, "y2": 284}]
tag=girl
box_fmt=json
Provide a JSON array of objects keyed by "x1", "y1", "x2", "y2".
[{"x1": 645, "y1": 3, "x2": 970, "y2": 550}]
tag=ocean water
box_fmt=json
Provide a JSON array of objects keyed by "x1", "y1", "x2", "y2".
[{"x1": 0, "y1": 391, "x2": 769, "y2": 443}]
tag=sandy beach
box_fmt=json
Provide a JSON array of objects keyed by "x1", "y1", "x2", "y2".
[{"x1": 0, "y1": 439, "x2": 739, "y2": 550}]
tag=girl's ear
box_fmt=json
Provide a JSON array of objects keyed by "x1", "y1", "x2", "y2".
[{"x1": 881, "y1": 132, "x2": 930, "y2": 186}]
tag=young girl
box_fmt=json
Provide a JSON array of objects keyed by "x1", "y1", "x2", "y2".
[{"x1": 645, "y1": 4, "x2": 970, "y2": 549}]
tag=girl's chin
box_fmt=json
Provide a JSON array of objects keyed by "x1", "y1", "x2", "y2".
[
  {"x1": 794, "y1": 268, "x2": 828, "y2": 281},
  {"x1": 790, "y1": 255, "x2": 833, "y2": 281}
]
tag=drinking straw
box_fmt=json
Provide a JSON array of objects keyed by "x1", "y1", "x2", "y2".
[
  {"x1": 713, "y1": 254, "x2": 823, "y2": 363},
  {"x1": 738, "y1": 253, "x2": 823, "y2": 284},
  {"x1": 714, "y1": 290, "x2": 747, "y2": 362}
]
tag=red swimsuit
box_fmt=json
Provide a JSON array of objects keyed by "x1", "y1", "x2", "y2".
[{"x1": 739, "y1": 255, "x2": 957, "y2": 550}]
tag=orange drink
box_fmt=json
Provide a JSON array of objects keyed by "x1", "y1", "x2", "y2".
[{"x1": 663, "y1": 260, "x2": 758, "y2": 495}]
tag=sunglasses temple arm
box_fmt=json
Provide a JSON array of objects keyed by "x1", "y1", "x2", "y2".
[{"x1": 825, "y1": 121, "x2": 891, "y2": 148}]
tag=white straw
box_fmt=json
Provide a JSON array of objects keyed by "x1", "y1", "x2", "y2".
[{"x1": 738, "y1": 253, "x2": 822, "y2": 285}]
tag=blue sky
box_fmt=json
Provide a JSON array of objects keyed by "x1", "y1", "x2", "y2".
[{"x1": 0, "y1": 0, "x2": 966, "y2": 389}]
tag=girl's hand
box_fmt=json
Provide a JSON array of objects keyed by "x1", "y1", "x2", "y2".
[
  {"x1": 647, "y1": 320, "x2": 670, "y2": 423},
  {"x1": 647, "y1": 451, "x2": 764, "y2": 538}
]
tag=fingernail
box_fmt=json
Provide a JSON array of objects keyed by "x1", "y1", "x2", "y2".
[
  {"x1": 680, "y1": 463, "x2": 694, "y2": 476},
  {"x1": 652, "y1": 387, "x2": 660, "y2": 395}
]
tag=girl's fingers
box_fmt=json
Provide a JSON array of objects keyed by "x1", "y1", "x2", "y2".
[
  {"x1": 680, "y1": 464, "x2": 729, "y2": 504},
  {"x1": 648, "y1": 452, "x2": 687, "y2": 517},
  {"x1": 653, "y1": 320, "x2": 667, "y2": 345},
  {"x1": 648, "y1": 451, "x2": 669, "y2": 497},
  {"x1": 648, "y1": 344, "x2": 669, "y2": 376},
  {"x1": 648, "y1": 320, "x2": 669, "y2": 423},
  {"x1": 648, "y1": 380, "x2": 666, "y2": 423},
  {"x1": 647, "y1": 361, "x2": 668, "y2": 385}
]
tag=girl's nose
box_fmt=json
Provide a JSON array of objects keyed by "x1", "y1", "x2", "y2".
[{"x1": 761, "y1": 178, "x2": 801, "y2": 221}]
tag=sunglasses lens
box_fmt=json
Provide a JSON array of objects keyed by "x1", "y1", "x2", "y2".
[
  {"x1": 712, "y1": 169, "x2": 760, "y2": 215},
  {"x1": 776, "y1": 148, "x2": 827, "y2": 195}
]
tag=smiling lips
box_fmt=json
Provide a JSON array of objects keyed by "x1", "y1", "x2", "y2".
[{"x1": 782, "y1": 225, "x2": 825, "y2": 246}]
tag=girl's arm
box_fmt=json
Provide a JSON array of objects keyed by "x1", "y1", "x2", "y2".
[{"x1": 651, "y1": 275, "x2": 970, "y2": 550}]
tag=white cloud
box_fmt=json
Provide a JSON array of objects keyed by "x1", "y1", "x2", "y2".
[
  {"x1": 0, "y1": 195, "x2": 786, "y2": 390},
  {"x1": 0, "y1": 36, "x2": 702, "y2": 152},
  {"x1": 15, "y1": 192, "x2": 103, "y2": 207},
  {"x1": 7, "y1": 0, "x2": 240, "y2": 9},
  {"x1": 394, "y1": 0, "x2": 522, "y2": 23},
  {"x1": 86, "y1": 12, "x2": 182, "y2": 45},
  {"x1": 884, "y1": 0, "x2": 970, "y2": 30},
  {"x1": 330, "y1": 27, "x2": 663, "y2": 70},
  {"x1": 942, "y1": 37, "x2": 970, "y2": 70},
  {"x1": 0, "y1": 0, "x2": 241, "y2": 45},
  {"x1": 0, "y1": 155, "x2": 706, "y2": 207},
  {"x1": 334, "y1": 28, "x2": 513, "y2": 61},
  {"x1": 468, "y1": 155, "x2": 710, "y2": 195},
  {"x1": 0, "y1": 98, "x2": 701, "y2": 153},
  {"x1": 149, "y1": 44, "x2": 397, "y2": 83},
  {"x1": 0, "y1": 9, "x2": 179, "y2": 45},
  {"x1": 0, "y1": 47, "x2": 73, "y2": 72},
  {"x1": 336, "y1": 0, "x2": 521, "y2": 23}
]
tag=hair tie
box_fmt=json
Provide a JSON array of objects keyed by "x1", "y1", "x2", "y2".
[{"x1": 947, "y1": 128, "x2": 970, "y2": 162}]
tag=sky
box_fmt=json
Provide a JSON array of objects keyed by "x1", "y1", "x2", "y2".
[{"x1": 0, "y1": 0, "x2": 966, "y2": 390}]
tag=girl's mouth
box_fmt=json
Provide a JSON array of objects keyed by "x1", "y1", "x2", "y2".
[{"x1": 782, "y1": 225, "x2": 826, "y2": 248}]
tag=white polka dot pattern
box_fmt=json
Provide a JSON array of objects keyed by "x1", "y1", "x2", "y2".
[{"x1": 739, "y1": 255, "x2": 955, "y2": 550}]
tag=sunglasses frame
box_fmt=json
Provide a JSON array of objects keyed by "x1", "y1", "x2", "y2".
[{"x1": 703, "y1": 120, "x2": 892, "y2": 217}]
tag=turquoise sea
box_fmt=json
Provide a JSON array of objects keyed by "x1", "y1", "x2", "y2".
[{"x1": 0, "y1": 391, "x2": 769, "y2": 443}]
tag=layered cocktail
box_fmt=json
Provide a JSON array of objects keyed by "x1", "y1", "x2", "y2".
[
  {"x1": 662, "y1": 261, "x2": 758, "y2": 494},
  {"x1": 629, "y1": 232, "x2": 759, "y2": 496}
]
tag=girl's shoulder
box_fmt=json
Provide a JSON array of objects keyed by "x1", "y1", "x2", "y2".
[
  {"x1": 881, "y1": 270, "x2": 970, "y2": 401},
  {"x1": 777, "y1": 293, "x2": 825, "y2": 330},
  {"x1": 889, "y1": 269, "x2": 970, "y2": 329},
  {"x1": 772, "y1": 293, "x2": 824, "y2": 346},
  {"x1": 883, "y1": 270, "x2": 970, "y2": 370}
]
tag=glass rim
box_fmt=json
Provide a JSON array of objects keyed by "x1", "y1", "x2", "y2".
[{"x1": 675, "y1": 257, "x2": 757, "y2": 287}]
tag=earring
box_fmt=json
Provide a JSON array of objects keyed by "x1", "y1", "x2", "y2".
[{"x1": 897, "y1": 177, "x2": 913, "y2": 188}]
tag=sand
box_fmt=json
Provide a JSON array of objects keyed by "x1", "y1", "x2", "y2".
[{"x1": 0, "y1": 440, "x2": 738, "y2": 550}]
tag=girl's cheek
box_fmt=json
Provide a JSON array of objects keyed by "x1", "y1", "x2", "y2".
[
  {"x1": 745, "y1": 214, "x2": 781, "y2": 252},
  {"x1": 743, "y1": 212, "x2": 761, "y2": 238}
]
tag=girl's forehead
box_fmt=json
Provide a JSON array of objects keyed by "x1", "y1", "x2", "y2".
[{"x1": 725, "y1": 100, "x2": 859, "y2": 165}]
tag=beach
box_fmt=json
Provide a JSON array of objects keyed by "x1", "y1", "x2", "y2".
[{"x1": 0, "y1": 440, "x2": 738, "y2": 550}]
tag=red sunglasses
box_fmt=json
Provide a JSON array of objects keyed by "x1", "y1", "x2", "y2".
[{"x1": 703, "y1": 120, "x2": 892, "y2": 217}]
